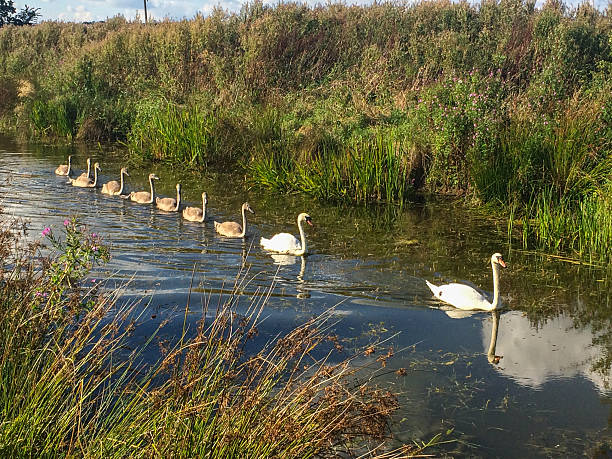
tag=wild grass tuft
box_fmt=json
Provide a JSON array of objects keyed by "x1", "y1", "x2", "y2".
[
  {"x1": 0, "y1": 209, "x2": 418, "y2": 457},
  {"x1": 249, "y1": 132, "x2": 415, "y2": 204}
]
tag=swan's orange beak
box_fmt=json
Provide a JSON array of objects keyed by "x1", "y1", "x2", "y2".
[{"x1": 499, "y1": 258, "x2": 507, "y2": 268}]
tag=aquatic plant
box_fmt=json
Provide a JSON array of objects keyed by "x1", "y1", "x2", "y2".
[
  {"x1": 248, "y1": 132, "x2": 415, "y2": 204},
  {"x1": 127, "y1": 99, "x2": 224, "y2": 166}
]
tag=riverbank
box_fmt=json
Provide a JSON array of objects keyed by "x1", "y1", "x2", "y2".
[{"x1": 0, "y1": 1, "x2": 610, "y2": 261}]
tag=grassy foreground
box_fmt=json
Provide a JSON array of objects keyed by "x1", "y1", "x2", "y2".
[
  {"x1": 0, "y1": 211, "x2": 425, "y2": 457},
  {"x1": 0, "y1": 0, "x2": 610, "y2": 261}
]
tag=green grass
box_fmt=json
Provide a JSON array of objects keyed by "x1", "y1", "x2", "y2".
[
  {"x1": 520, "y1": 186, "x2": 612, "y2": 263},
  {"x1": 127, "y1": 99, "x2": 223, "y2": 166},
  {"x1": 248, "y1": 132, "x2": 415, "y2": 204}
]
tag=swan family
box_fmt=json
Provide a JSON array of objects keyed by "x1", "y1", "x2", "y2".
[{"x1": 55, "y1": 156, "x2": 508, "y2": 312}]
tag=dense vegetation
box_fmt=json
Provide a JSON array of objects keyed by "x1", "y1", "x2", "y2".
[
  {"x1": 0, "y1": 210, "x2": 414, "y2": 457},
  {"x1": 0, "y1": 0, "x2": 610, "y2": 261}
]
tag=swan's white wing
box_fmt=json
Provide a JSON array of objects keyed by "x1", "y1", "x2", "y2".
[
  {"x1": 436, "y1": 282, "x2": 492, "y2": 311},
  {"x1": 260, "y1": 232, "x2": 301, "y2": 253}
]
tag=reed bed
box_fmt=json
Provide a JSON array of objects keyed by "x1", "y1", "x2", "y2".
[
  {"x1": 128, "y1": 100, "x2": 224, "y2": 166},
  {"x1": 249, "y1": 133, "x2": 415, "y2": 204},
  {"x1": 0, "y1": 210, "x2": 424, "y2": 457}
]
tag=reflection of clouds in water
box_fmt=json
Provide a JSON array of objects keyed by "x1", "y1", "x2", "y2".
[{"x1": 482, "y1": 310, "x2": 610, "y2": 392}]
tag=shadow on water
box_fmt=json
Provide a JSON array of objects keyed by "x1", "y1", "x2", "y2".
[{"x1": 1, "y1": 135, "x2": 611, "y2": 457}]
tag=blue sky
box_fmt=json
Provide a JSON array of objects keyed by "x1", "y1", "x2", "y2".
[{"x1": 15, "y1": 0, "x2": 609, "y2": 23}]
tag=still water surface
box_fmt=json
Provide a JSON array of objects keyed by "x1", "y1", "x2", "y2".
[{"x1": 1, "y1": 136, "x2": 610, "y2": 456}]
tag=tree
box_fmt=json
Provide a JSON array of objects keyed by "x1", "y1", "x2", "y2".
[{"x1": 0, "y1": 0, "x2": 40, "y2": 26}]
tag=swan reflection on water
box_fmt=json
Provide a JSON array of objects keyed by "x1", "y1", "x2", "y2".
[
  {"x1": 439, "y1": 307, "x2": 610, "y2": 391},
  {"x1": 269, "y1": 254, "x2": 308, "y2": 297},
  {"x1": 486, "y1": 310, "x2": 502, "y2": 365}
]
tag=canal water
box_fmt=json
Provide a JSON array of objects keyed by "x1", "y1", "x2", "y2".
[{"x1": 0, "y1": 136, "x2": 610, "y2": 457}]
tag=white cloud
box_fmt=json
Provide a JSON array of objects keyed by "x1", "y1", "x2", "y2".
[
  {"x1": 58, "y1": 5, "x2": 94, "y2": 21},
  {"x1": 481, "y1": 310, "x2": 611, "y2": 392}
]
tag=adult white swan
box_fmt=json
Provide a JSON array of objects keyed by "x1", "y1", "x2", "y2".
[
  {"x1": 260, "y1": 213, "x2": 313, "y2": 256},
  {"x1": 426, "y1": 253, "x2": 507, "y2": 311}
]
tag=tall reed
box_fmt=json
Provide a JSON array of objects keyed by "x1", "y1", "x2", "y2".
[
  {"x1": 128, "y1": 99, "x2": 224, "y2": 166},
  {"x1": 249, "y1": 132, "x2": 415, "y2": 204}
]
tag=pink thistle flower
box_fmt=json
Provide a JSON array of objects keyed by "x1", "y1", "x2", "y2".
[
  {"x1": 64, "y1": 219, "x2": 70, "y2": 226},
  {"x1": 42, "y1": 227, "x2": 51, "y2": 237}
]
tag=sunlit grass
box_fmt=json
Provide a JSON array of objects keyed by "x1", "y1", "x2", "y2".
[
  {"x1": 0, "y1": 1, "x2": 610, "y2": 261},
  {"x1": 248, "y1": 133, "x2": 414, "y2": 205},
  {"x1": 0, "y1": 210, "x2": 426, "y2": 457}
]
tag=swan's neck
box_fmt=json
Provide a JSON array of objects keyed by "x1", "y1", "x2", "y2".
[
  {"x1": 67, "y1": 157, "x2": 72, "y2": 175},
  {"x1": 295, "y1": 217, "x2": 307, "y2": 256},
  {"x1": 92, "y1": 168, "x2": 99, "y2": 187},
  {"x1": 487, "y1": 311, "x2": 500, "y2": 363},
  {"x1": 200, "y1": 197, "x2": 206, "y2": 222},
  {"x1": 118, "y1": 171, "x2": 125, "y2": 194},
  {"x1": 86, "y1": 161, "x2": 91, "y2": 179},
  {"x1": 491, "y1": 261, "x2": 501, "y2": 309},
  {"x1": 149, "y1": 177, "x2": 156, "y2": 203},
  {"x1": 239, "y1": 207, "x2": 248, "y2": 237},
  {"x1": 174, "y1": 188, "x2": 181, "y2": 211}
]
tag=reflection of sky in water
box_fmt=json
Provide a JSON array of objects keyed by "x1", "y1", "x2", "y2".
[
  {"x1": 1, "y1": 139, "x2": 611, "y2": 456},
  {"x1": 482, "y1": 311, "x2": 610, "y2": 392}
]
